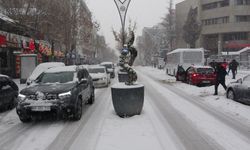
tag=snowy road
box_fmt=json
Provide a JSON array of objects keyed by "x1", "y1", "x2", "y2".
[
  {"x1": 137, "y1": 68, "x2": 250, "y2": 150},
  {"x1": 0, "y1": 67, "x2": 249, "y2": 150}
]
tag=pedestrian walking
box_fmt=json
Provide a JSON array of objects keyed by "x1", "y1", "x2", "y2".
[
  {"x1": 209, "y1": 60, "x2": 216, "y2": 69},
  {"x1": 214, "y1": 63, "x2": 227, "y2": 95},
  {"x1": 228, "y1": 59, "x2": 239, "y2": 79}
]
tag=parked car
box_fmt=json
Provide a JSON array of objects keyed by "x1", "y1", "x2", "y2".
[
  {"x1": 100, "y1": 62, "x2": 115, "y2": 78},
  {"x1": 226, "y1": 75, "x2": 250, "y2": 105},
  {"x1": 177, "y1": 65, "x2": 216, "y2": 86},
  {"x1": 26, "y1": 62, "x2": 65, "y2": 85},
  {"x1": 88, "y1": 65, "x2": 109, "y2": 88},
  {"x1": 0, "y1": 74, "x2": 18, "y2": 110},
  {"x1": 16, "y1": 65, "x2": 95, "y2": 122}
]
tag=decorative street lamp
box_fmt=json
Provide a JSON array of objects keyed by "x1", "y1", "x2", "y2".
[
  {"x1": 112, "y1": 0, "x2": 144, "y2": 118},
  {"x1": 114, "y1": 0, "x2": 131, "y2": 46}
]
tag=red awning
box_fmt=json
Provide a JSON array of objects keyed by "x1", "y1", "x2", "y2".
[
  {"x1": 0, "y1": 34, "x2": 6, "y2": 47},
  {"x1": 224, "y1": 43, "x2": 250, "y2": 48}
]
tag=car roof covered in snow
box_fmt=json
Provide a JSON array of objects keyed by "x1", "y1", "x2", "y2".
[
  {"x1": 167, "y1": 48, "x2": 204, "y2": 55},
  {"x1": 100, "y1": 62, "x2": 114, "y2": 65},
  {"x1": 191, "y1": 65, "x2": 213, "y2": 69},
  {"x1": 88, "y1": 65, "x2": 106, "y2": 69},
  {"x1": 45, "y1": 65, "x2": 77, "y2": 73}
]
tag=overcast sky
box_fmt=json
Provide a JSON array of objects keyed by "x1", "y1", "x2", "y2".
[{"x1": 85, "y1": 0, "x2": 184, "y2": 49}]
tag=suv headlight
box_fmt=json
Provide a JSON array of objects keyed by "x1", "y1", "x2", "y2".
[
  {"x1": 58, "y1": 91, "x2": 71, "y2": 99},
  {"x1": 18, "y1": 94, "x2": 26, "y2": 101}
]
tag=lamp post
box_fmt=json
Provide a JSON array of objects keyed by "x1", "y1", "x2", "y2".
[{"x1": 114, "y1": 0, "x2": 131, "y2": 47}]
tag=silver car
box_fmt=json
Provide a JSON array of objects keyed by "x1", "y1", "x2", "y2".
[{"x1": 226, "y1": 75, "x2": 250, "y2": 105}]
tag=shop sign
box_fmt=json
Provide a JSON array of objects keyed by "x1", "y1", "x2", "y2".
[
  {"x1": 0, "y1": 34, "x2": 6, "y2": 47},
  {"x1": 6, "y1": 33, "x2": 19, "y2": 48}
]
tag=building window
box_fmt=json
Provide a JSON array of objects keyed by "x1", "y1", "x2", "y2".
[
  {"x1": 236, "y1": 15, "x2": 250, "y2": 22},
  {"x1": 202, "y1": 1, "x2": 230, "y2": 10},
  {"x1": 236, "y1": 0, "x2": 250, "y2": 5},
  {"x1": 220, "y1": 0, "x2": 230, "y2": 7},
  {"x1": 223, "y1": 32, "x2": 248, "y2": 41},
  {"x1": 202, "y1": 2, "x2": 218, "y2": 10},
  {"x1": 202, "y1": 16, "x2": 229, "y2": 25}
]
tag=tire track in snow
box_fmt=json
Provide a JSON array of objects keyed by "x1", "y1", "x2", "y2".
[
  {"x1": 47, "y1": 87, "x2": 110, "y2": 150},
  {"x1": 138, "y1": 76, "x2": 224, "y2": 150},
  {"x1": 0, "y1": 123, "x2": 35, "y2": 149}
]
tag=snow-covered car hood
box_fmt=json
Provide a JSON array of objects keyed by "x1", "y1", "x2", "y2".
[
  {"x1": 90, "y1": 73, "x2": 107, "y2": 79},
  {"x1": 20, "y1": 82, "x2": 76, "y2": 95}
]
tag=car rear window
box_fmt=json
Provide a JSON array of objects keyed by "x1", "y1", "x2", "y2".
[
  {"x1": 39, "y1": 72, "x2": 74, "y2": 83},
  {"x1": 88, "y1": 68, "x2": 105, "y2": 73},
  {"x1": 196, "y1": 68, "x2": 214, "y2": 74},
  {"x1": 102, "y1": 64, "x2": 112, "y2": 68}
]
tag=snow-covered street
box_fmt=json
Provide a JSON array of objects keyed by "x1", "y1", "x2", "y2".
[{"x1": 0, "y1": 67, "x2": 250, "y2": 150}]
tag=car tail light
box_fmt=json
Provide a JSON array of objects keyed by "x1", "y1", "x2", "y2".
[{"x1": 192, "y1": 73, "x2": 199, "y2": 77}]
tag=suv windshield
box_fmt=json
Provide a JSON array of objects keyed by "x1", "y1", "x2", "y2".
[
  {"x1": 197, "y1": 68, "x2": 214, "y2": 74},
  {"x1": 38, "y1": 72, "x2": 74, "y2": 83}
]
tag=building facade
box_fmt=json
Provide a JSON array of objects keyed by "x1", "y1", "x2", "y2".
[{"x1": 176, "y1": 0, "x2": 250, "y2": 55}]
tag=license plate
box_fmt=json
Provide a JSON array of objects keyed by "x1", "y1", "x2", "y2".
[
  {"x1": 31, "y1": 106, "x2": 51, "y2": 111},
  {"x1": 202, "y1": 80, "x2": 210, "y2": 83}
]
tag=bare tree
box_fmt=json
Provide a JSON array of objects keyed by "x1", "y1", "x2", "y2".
[
  {"x1": 112, "y1": 19, "x2": 137, "y2": 50},
  {"x1": 161, "y1": 0, "x2": 176, "y2": 51}
]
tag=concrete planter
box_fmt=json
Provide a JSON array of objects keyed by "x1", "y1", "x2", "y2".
[{"x1": 111, "y1": 83, "x2": 144, "y2": 117}]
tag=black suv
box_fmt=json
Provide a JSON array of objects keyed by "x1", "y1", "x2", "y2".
[
  {"x1": 0, "y1": 74, "x2": 18, "y2": 110},
  {"x1": 16, "y1": 65, "x2": 95, "y2": 122}
]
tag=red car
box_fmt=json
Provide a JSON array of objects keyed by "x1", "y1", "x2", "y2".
[{"x1": 185, "y1": 66, "x2": 216, "y2": 86}]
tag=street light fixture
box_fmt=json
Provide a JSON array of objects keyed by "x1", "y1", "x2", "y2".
[{"x1": 114, "y1": 0, "x2": 131, "y2": 47}]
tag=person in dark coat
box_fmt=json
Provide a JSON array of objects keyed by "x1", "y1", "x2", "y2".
[
  {"x1": 214, "y1": 63, "x2": 227, "y2": 95},
  {"x1": 209, "y1": 60, "x2": 216, "y2": 69},
  {"x1": 228, "y1": 59, "x2": 239, "y2": 79}
]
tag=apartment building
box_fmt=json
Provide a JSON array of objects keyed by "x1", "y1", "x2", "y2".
[{"x1": 176, "y1": 0, "x2": 250, "y2": 55}]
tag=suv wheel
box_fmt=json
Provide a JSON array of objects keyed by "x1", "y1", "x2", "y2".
[
  {"x1": 9, "y1": 97, "x2": 17, "y2": 109},
  {"x1": 227, "y1": 89, "x2": 235, "y2": 100},
  {"x1": 87, "y1": 89, "x2": 95, "y2": 104},
  {"x1": 72, "y1": 98, "x2": 82, "y2": 121},
  {"x1": 19, "y1": 115, "x2": 32, "y2": 123}
]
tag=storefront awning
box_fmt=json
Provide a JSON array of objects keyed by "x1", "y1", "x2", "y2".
[{"x1": 224, "y1": 43, "x2": 250, "y2": 49}]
